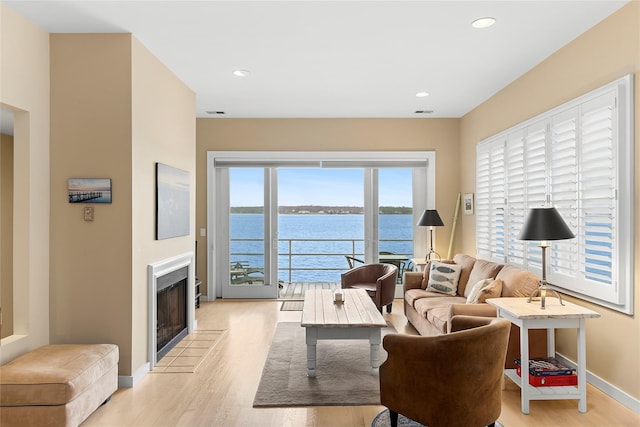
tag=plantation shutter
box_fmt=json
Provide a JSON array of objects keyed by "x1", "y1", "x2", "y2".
[
  {"x1": 474, "y1": 75, "x2": 632, "y2": 313},
  {"x1": 522, "y1": 121, "x2": 549, "y2": 271},
  {"x1": 505, "y1": 131, "x2": 526, "y2": 267},
  {"x1": 549, "y1": 109, "x2": 579, "y2": 279},
  {"x1": 476, "y1": 139, "x2": 505, "y2": 261},
  {"x1": 576, "y1": 92, "x2": 618, "y2": 302}
]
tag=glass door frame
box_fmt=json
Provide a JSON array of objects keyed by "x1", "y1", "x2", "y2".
[{"x1": 206, "y1": 151, "x2": 436, "y2": 300}]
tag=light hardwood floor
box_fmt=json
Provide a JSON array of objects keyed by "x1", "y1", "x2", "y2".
[{"x1": 83, "y1": 299, "x2": 640, "y2": 427}]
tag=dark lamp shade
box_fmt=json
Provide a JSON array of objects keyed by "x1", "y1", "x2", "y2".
[
  {"x1": 518, "y1": 207, "x2": 575, "y2": 241},
  {"x1": 417, "y1": 209, "x2": 444, "y2": 227}
]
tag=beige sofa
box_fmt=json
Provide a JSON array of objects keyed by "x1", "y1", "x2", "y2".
[{"x1": 403, "y1": 254, "x2": 547, "y2": 368}]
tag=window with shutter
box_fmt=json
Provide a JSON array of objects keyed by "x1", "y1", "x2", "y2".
[{"x1": 475, "y1": 75, "x2": 633, "y2": 314}]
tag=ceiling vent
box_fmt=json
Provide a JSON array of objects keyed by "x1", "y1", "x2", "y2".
[
  {"x1": 206, "y1": 111, "x2": 226, "y2": 115},
  {"x1": 414, "y1": 110, "x2": 434, "y2": 114}
]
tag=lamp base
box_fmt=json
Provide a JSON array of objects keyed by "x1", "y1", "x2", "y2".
[
  {"x1": 425, "y1": 250, "x2": 441, "y2": 263},
  {"x1": 527, "y1": 281, "x2": 565, "y2": 309}
]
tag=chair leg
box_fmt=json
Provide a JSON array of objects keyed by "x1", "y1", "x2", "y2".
[
  {"x1": 389, "y1": 410, "x2": 398, "y2": 427},
  {"x1": 386, "y1": 303, "x2": 392, "y2": 313},
  {"x1": 377, "y1": 306, "x2": 383, "y2": 314}
]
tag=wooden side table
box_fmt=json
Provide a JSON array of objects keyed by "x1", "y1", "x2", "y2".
[{"x1": 486, "y1": 297, "x2": 600, "y2": 414}]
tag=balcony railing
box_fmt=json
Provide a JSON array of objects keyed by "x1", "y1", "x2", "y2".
[{"x1": 230, "y1": 237, "x2": 414, "y2": 284}]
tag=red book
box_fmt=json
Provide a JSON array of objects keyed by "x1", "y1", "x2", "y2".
[{"x1": 516, "y1": 365, "x2": 578, "y2": 386}]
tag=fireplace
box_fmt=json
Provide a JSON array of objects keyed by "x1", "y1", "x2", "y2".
[
  {"x1": 156, "y1": 266, "x2": 188, "y2": 360},
  {"x1": 148, "y1": 253, "x2": 196, "y2": 369}
]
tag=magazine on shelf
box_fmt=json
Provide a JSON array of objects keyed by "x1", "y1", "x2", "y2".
[{"x1": 514, "y1": 357, "x2": 576, "y2": 376}]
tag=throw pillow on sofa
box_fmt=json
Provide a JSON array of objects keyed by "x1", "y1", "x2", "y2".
[
  {"x1": 465, "y1": 278, "x2": 494, "y2": 304},
  {"x1": 476, "y1": 279, "x2": 503, "y2": 303},
  {"x1": 426, "y1": 261, "x2": 462, "y2": 296},
  {"x1": 420, "y1": 259, "x2": 456, "y2": 289}
]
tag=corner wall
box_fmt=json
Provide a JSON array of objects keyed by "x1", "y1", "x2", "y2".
[
  {"x1": 460, "y1": 2, "x2": 640, "y2": 401},
  {"x1": 131, "y1": 37, "x2": 195, "y2": 376},
  {"x1": 0, "y1": 3, "x2": 50, "y2": 363},
  {"x1": 49, "y1": 34, "x2": 134, "y2": 372}
]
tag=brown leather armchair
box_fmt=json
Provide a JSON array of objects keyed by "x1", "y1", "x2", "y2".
[
  {"x1": 379, "y1": 315, "x2": 511, "y2": 427},
  {"x1": 341, "y1": 263, "x2": 398, "y2": 313}
]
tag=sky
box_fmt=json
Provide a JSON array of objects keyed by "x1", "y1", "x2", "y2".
[{"x1": 230, "y1": 168, "x2": 412, "y2": 207}]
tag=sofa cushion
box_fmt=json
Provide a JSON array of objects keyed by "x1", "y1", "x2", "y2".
[
  {"x1": 452, "y1": 254, "x2": 477, "y2": 296},
  {"x1": 465, "y1": 278, "x2": 494, "y2": 303},
  {"x1": 404, "y1": 288, "x2": 447, "y2": 307},
  {"x1": 414, "y1": 295, "x2": 466, "y2": 318},
  {"x1": 425, "y1": 261, "x2": 462, "y2": 295},
  {"x1": 420, "y1": 259, "x2": 456, "y2": 289},
  {"x1": 465, "y1": 259, "x2": 504, "y2": 297},
  {"x1": 495, "y1": 265, "x2": 540, "y2": 297},
  {"x1": 476, "y1": 279, "x2": 503, "y2": 303}
]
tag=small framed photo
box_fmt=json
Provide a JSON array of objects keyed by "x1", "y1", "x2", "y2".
[
  {"x1": 68, "y1": 178, "x2": 112, "y2": 203},
  {"x1": 463, "y1": 193, "x2": 474, "y2": 215}
]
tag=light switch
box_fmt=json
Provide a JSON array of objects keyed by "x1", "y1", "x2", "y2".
[
  {"x1": 200, "y1": 228, "x2": 206, "y2": 237},
  {"x1": 83, "y1": 207, "x2": 94, "y2": 221}
]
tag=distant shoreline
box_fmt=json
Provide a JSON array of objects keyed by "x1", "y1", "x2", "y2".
[{"x1": 231, "y1": 206, "x2": 412, "y2": 215}]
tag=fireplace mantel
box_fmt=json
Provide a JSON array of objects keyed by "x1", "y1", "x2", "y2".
[{"x1": 148, "y1": 252, "x2": 196, "y2": 369}]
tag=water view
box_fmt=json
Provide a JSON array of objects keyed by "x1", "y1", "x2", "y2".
[{"x1": 231, "y1": 213, "x2": 414, "y2": 283}]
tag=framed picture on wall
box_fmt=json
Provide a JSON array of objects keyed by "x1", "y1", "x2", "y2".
[
  {"x1": 68, "y1": 178, "x2": 112, "y2": 203},
  {"x1": 156, "y1": 163, "x2": 190, "y2": 240},
  {"x1": 463, "y1": 193, "x2": 474, "y2": 215}
]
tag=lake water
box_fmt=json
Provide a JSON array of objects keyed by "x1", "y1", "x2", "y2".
[{"x1": 230, "y1": 213, "x2": 414, "y2": 282}]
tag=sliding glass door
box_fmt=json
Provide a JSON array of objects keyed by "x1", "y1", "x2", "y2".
[{"x1": 208, "y1": 152, "x2": 435, "y2": 300}]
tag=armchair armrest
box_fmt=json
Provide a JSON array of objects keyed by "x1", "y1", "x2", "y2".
[
  {"x1": 447, "y1": 303, "x2": 497, "y2": 333},
  {"x1": 403, "y1": 271, "x2": 423, "y2": 292}
]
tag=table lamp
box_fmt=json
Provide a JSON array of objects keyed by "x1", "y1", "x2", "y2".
[
  {"x1": 417, "y1": 209, "x2": 444, "y2": 262},
  {"x1": 518, "y1": 206, "x2": 575, "y2": 309}
]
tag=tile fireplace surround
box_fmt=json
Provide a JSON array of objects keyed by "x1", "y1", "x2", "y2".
[{"x1": 148, "y1": 252, "x2": 196, "y2": 370}]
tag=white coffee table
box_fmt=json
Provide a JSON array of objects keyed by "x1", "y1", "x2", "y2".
[{"x1": 301, "y1": 288, "x2": 388, "y2": 377}]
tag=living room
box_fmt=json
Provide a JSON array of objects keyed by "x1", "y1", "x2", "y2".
[{"x1": 1, "y1": 1, "x2": 639, "y2": 426}]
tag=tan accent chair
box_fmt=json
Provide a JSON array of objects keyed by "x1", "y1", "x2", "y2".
[
  {"x1": 380, "y1": 315, "x2": 511, "y2": 427},
  {"x1": 341, "y1": 263, "x2": 398, "y2": 313}
]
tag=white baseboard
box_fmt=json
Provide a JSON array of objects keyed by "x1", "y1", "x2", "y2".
[
  {"x1": 118, "y1": 362, "x2": 150, "y2": 388},
  {"x1": 555, "y1": 353, "x2": 640, "y2": 414}
]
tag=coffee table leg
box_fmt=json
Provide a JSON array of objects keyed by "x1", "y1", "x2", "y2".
[
  {"x1": 369, "y1": 328, "x2": 382, "y2": 374},
  {"x1": 306, "y1": 327, "x2": 317, "y2": 377}
]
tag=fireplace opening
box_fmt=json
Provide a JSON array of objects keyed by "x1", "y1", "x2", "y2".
[{"x1": 156, "y1": 266, "x2": 189, "y2": 361}]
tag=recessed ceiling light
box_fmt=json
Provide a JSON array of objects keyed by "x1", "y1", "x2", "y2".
[
  {"x1": 232, "y1": 69, "x2": 250, "y2": 77},
  {"x1": 416, "y1": 92, "x2": 430, "y2": 98},
  {"x1": 472, "y1": 17, "x2": 496, "y2": 29}
]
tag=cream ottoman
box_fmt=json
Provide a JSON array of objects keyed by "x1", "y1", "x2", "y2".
[{"x1": 0, "y1": 344, "x2": 119, "y2": 427}]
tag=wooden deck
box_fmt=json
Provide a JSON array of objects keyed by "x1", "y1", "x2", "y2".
[{"x1": 278, "y1": 282, "x2": 340, "y2": 300}]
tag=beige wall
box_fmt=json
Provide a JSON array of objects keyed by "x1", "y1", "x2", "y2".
[
  {"x1": 131, "y1": 37, "x2": 195, "y2": 374},
  {"x1": 1, "y1": 133, "x2": 14, "y2": 338},
  {"x1": 195, "y1": 118, "x2": 461, "y2": 295},
  {"x1": 50, "y1": 34, "x2": 135, "y2": 373},
  {"x1": 49, "y1": 33, "x2": 195, "y2": 378},
  {"x1": 0, "y1": 3, "x2": 50, "y2": 363},
  {"x1": 460, "y1": 2, "x2": 640, "y2": 399}
]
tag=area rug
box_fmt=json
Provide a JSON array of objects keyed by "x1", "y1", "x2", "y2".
[
  {"x1": 253, "y1": 322, "x2": 395, "y2": 407},
  {"x1": 152, "y1": 329, "x2": 227, "y2": 373},
  {"x1": 371, "y1": 409, "x2": 505, "y2": 427}
]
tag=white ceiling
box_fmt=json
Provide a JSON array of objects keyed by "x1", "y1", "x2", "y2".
[{"x1": 3, "y1": 0, "x2": 629, "y2": 119}]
